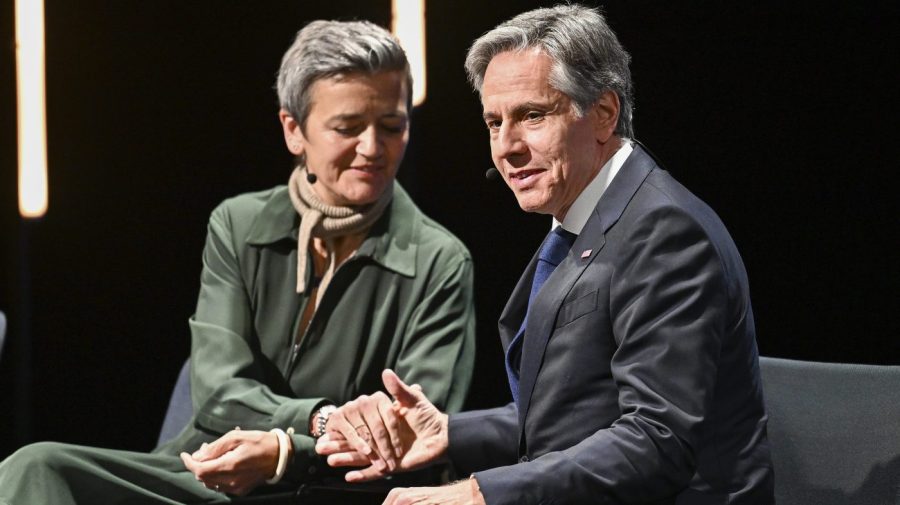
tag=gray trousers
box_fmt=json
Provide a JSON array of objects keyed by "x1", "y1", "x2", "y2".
[{"x1": 0, "y1": 441, "x2": 228, "y2": 504}]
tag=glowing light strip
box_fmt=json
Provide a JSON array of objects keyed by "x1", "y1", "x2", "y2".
[
  {"x1": 392, "y1": 0, "x2": 426, "y2": 106},
  {"x1": 16, "y1": 0, "x2": 49, "y2": 218}
]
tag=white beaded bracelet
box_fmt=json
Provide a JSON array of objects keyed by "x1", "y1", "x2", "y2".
[{"x1": 266, "y1": 428, "x2": 291, "y2": 484}]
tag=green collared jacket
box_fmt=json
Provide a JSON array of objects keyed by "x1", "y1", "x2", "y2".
[{"x1": 161, "y1": 182, "x2": 475, "y2": 483}]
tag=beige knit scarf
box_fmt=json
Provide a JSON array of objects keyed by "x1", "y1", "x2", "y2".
[{"x1": 287, "y1": 166, "x2": 393, "y2": 296}]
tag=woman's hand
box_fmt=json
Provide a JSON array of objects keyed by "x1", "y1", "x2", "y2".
[{"x1": 180, "y1": 428, "x2": 285, "y2": 496}]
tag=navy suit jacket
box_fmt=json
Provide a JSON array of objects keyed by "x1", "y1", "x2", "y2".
[{"x1": 448, "y1": 146, "x2": 774, "y2": 504}]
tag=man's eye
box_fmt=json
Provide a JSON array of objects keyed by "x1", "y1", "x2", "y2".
[
  {"x1": 486, "y1": 120, "x2": 501, "y2": 130},
  {"x1": 525, "y1": 111, "x2": 544, "y2": 121}
]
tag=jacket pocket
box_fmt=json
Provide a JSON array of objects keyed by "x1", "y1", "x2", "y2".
[{"x1": 556, "y1": 289, "x2": 599, "y2": 327}]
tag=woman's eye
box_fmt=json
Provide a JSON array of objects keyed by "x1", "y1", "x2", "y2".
[
  {"x1": 334, "y1": 125, "x2": 362, "y2": 136},
  {"x1": 380, "y1": 122, "x2": 406, "y2": 134}
]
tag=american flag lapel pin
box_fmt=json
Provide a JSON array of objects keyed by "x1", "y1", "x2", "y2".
[{"x1": 581, "y1": 249, "x2": 592, "y2": 259}]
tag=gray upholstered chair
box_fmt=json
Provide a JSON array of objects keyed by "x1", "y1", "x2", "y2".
[
  {"x1": 760, "y1": 356, "x2": 900, "y2": 505},
  {"x1": 156, "y1": 359, "x2": 192, "y2": 448},
  {"x1": 0, "y1": 311, "x2": 6, "y2": 362}
]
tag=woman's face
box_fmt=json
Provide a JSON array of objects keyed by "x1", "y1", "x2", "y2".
[{"x1": 280, "y1": 71, "x2": 410, "y2": 207}]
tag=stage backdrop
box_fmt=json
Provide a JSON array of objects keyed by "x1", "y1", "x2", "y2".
[{"x1": 0, "y1": 0, "x2": 897, "y2": 457}]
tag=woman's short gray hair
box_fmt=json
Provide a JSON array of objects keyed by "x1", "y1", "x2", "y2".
[
  {"x1": 276, "y1": 20, "x2": 411, "y2": 129},
  {"x1": 464, "y1": 4, "x2": 634, "y2": 138}
]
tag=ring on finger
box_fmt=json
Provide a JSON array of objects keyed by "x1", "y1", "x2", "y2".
[{"x1": 354, "y1": 425, "x2": 372, "y2": 442}]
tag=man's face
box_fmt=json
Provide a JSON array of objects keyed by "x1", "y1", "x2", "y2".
[{"x1": 481, "y1": 49, "x2": 605, "y2": 221}]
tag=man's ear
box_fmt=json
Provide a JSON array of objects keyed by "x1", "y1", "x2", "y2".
[
  {"x1": 278, "y1": 109, "x2": 306, "y2": 156},
  {"x1": 590, "y1": 90, "x2": 620, "y2": 144}
]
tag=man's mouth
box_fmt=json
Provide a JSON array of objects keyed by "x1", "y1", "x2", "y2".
[{"x1": 508, "y1": 169, "x2": 545, "y2": 184}]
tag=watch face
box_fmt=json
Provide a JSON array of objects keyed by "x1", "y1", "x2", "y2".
[
  {"x1": 313, "y1": 405, "x2": 338, "y2": 437},
  {"x1": 316, "y1": 412, "x2": 328, "y2": 437}
]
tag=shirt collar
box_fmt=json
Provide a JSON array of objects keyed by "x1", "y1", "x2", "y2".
[
  {"x1": 245, "y1": 186, "x2": 297, "y2": 244},
  {"x1": 554, "y1": 140, "x2": 634, "y2": 234},
  {"x1": 246, "y1": 182, "x2": 417, "y2": 277}
]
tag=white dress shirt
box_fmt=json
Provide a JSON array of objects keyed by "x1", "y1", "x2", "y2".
[{"x1": 554, "y1": 140, "x2": 634, "y2": 234}]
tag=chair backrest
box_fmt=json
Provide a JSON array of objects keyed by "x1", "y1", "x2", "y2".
[
  {"x1": 0, "y1": 311, "x2": 6, "y2": 362},
  {"x1": 760, "y1": 356, "x2": 900, "y2": 505},
  {"x1": 156, "y1": 359, "x2": 193, "y2": 448}
]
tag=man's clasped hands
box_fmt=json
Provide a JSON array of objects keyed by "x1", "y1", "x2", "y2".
[{"x1": 315, "y1": 369, "x2": 485, "y2": 505}]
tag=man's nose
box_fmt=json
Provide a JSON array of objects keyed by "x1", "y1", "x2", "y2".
[{"x1": 493, "y1": 123, "x2": 527, "y2": 160}]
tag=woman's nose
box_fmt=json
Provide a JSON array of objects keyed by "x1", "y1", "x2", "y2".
[{"x1": 356, "y1": 126, "x2": 384, "y2": 158}]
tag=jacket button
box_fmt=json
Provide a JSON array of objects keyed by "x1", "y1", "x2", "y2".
[{"x1": 519, "y1": 455, "x2": 529, "y2": 463}]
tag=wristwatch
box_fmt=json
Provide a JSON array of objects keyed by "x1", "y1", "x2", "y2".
[{"x1": 312, "y1": 405, "x2": 337, "y2": 438}]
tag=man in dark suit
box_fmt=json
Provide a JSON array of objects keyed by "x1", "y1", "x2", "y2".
[{"x1": 315, "y1": 5, "x2": 774, "y2": 504}]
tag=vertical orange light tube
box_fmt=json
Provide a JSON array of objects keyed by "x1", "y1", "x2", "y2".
[
  {"x1": 392, "y1": 0, "x2": 427, "y2": 106},
  {"x1": 16, "y1": 0, "x2": 49, "y2": 218}
]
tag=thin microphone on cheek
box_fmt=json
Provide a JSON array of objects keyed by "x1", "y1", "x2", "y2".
[{"x1": 485, "y1": 167, "x2": 501, "y2": 180}]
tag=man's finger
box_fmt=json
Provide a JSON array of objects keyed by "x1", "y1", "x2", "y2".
[
  {"x1": 382, "y1": 487, "x2": 406, "y2": 505},
  {"x1": 326, "y1": 451, "x2": 372, "y2": 468},
  {"x1": 345, "y1": 464, "x2": 391, "y2": 483},
  {"x1": 322, "y1": 431, "x2": 347, "y2": 441},
  {"x1": 315, "y1": 435, "x2": 355, "y2": 455},
  {"x1": 382, "y1": 369, "x2": 424, "y2": 408}
]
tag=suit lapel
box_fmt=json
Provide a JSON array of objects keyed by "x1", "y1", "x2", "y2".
[
  {"x1": 515, "y1": 145, "x2": 658, "y2": 435},
  {"x1": 497, "y1": 249, "x2": 540, "y2": 352}
]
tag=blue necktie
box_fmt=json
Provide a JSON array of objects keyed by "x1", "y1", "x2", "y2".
[{"x1": 505, "y1": 226, "x2": 577, "y2": 407}]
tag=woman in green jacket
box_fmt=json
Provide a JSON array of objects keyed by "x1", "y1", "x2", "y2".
[{"x1": 0, "y1": 19, "x2": 475, "y2": 504}]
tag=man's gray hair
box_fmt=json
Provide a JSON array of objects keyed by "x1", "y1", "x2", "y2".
[
  {"x1": 464, "y1": 4, "x2": 634, "y2": 138},
  {"x1": 276, "y1": 20, "x2": 411, "y2": 129}
]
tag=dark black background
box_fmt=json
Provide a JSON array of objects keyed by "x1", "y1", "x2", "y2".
[{"x1": 1, "y1": 1, "x2": 897, "y2": 458}]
